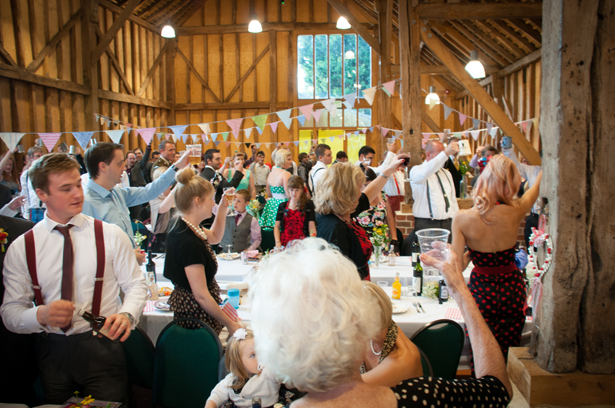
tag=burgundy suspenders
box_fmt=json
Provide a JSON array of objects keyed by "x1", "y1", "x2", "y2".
[{"x1": 24, "y1": 219, "x2": 106, "y2": 314}]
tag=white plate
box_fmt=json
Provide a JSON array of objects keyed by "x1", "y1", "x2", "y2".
[
  {"x1": 154, "y1": 298, "x2": 171, "y2": 311},
  {"x1": 218, "y1": 281, "x2": 249, "y2": 291},
  {"x1": 392, "y1": 303, "x2": 411, "y2": 314},
  {"x1": 217, "y1": 252, "x2": 240, "y2": 260}
]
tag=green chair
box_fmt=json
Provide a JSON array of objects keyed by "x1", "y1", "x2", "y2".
[
  {"x1": 153, "y1": 318, "x2": 223, "y2": 408},
  {"x1": 260, "y1": 229, "x2": 276, "y2": 252},
  {"x1": 410, "y1": 319, "x2": 465, "y2": 380},
  {"x1": 416, "y1": 347, "x2": 434, "y2": 377},
  {"x1": 121, "y1": 326, "x2": 155, "y2": 389}
]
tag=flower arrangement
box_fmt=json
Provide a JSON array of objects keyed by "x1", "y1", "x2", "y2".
[
  {"x1": 0, "y1": 228, "x2": 8, "y2": 252},
  {"x1": 458, "y1": 161, "x2": 470, "y2": 177},
  {"x1": 134, "y1": 231, "x2": 147, "y2": 247},
  {"x1": 65, "y1": 392, "x2": 118, "y2": 408},
  {"x1": 369, "y1": 224, "x2": 391, "y2": 248},
  {"x1": 422, "y1": 281, "x2": 439, "y2": 300},
  {"x1": 246, "y1": 199, "x2": 263, "y2": 221}
]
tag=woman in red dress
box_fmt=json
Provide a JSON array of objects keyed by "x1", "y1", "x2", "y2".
[{"x1": 274, "y1": 176, "x2": 316, "y2": 247}]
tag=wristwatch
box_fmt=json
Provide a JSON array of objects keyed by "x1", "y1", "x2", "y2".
[
  {"x1": 170, "y1": 164, "x2": 178, "y2": 172},
  {"x1": 120, "y1": 312, "x2": 135, "y2": 326}
]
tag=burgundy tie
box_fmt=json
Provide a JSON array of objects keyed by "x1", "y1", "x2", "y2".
[
  {"x1": 235, "y1": 214, "x2": 242, "y2": 226},
  {"x1": 55, "y1": 225, "x2": 74, "y2": 332}
]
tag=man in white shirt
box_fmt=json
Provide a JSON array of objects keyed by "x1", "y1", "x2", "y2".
[
  {"x1": 355, "y1": 143, "x2": 400, "y2": 175},
  {"x1": 249, "y1": 151, "x2": 270, "y2": 195},
  {"x1": 401, "y1": 140, "x2": 460, "y2": 255},
  {"x1": 383, "y1": 166, "x2": 406, "y2": 212},
  {"x1": 20, "y1": 146, "x2": 46, "y2": 222},
  {"x1": 307, "y1": 144, "x2": 332, "y2": 197},
  {"x1": 1, "y1": 153, "x2": 147, "y2": 403}
]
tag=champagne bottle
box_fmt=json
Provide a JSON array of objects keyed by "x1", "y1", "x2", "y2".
[
  {"x1": 392, "y1": 272, "x2": 402, "y2": 300},
  {"x1": 146, "y1": 249, "x2": 159, "y2": 301},
  {"x1": 78, "y1": 309, "x2": 115, "y2": 341},
  {"x1": 411, "y1": 241, "x2": 420, "y2": 267},
  {"x1": 413, "y1": 261, "x2": 423, "y2": 296},
  {"x1": 146, "y1": 249, "x2": 156, "y2": 283},
  {"x1": 438, "y1": 279, "x2": 449, "y2": 304},
  {"x1": 252, "y1": 397, "x2": 262, "y2": 408}
]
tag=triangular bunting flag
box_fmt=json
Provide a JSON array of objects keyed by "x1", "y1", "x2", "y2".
[
  {"x1": 369, "y1": 126, "x2": 374, "y2": 133},
  {"x1": 210, "y1": 134, "x2": 218, "y2": 142},
  {"x1": 169, "y1": 125, "x2": 188, "y2": 138},
  {"x1": 222, "y1": 132, "x2": 229, "y2": 142},
  {"x1": 526, "y1": 120, "x2": 533, "y2": 133},
  {"x1": 297, "y1": 115, "x2": 306, "y2": 126},
  {"x1": 252, "y1": 114, "x2": 269, "y2": 132},
  {"x1": 489, "y1": 127, "x2": 499, "y2": 138},
  {"x1": 214, "y1": 140, "x2": 221, "y2": 147},
  {"x1": 343, "y1": 93, "x2": 357, "y2": 110},
  {"x1": 313, "y1": 109, "x2": 323, "y2": 124},
  {"x1": 255, "y1": 126, "x2": 264, "y2": 135},
  {"x1": 39, "y1": 133, "x2": 62, "y2": 151},
  {"x1": 521, "y1": 121, "x2": 529, "y2": 133},
  {"x1": 293, "y1": 141, "x2": 300, "y2": 146},
  {"x1": 312, "y1": 139, "x2": 317, "y2": 144},
  {"x1": 532, "y1": 118, "x2": 539, "y2": 131},
  {"x1": 382, "y1": 128, "x2": 390, "y2": 138},
  {"x1": 486, "y1": 123, "x2": 494, "y2": 136},
  {"x1": 429, "y1": 98, "x2": 437, "y2": 111},
  {"x1": 265, "y1": 143, "x2": 272, "y2": 148},
  {"x1": 0, "y1": 132, "x2": 25, "y2": 151},
  {"x1": 422, "y1": 139, "x2": 428, "y2": 149},
  {"x1": 298, "y1": 104, "x2": 314, "y2": 122},
  {"x1": 136, "y1": 128, "x2": 156, "y2": 145},
  {"x1": 233, "y1": 142, "x2": 242, "y2": 147},
  {"x1": 283, "y1": 142, "x2": 290, "y2": 147},
  {"x1": 383, "y1": 80, "x2": 395, "y2": 96},
  {"x1": 321, "y1": 99, "x2": 338, "y2": 117},
  {"x1": 472, "y1": 118, "x2": 480, "y2": 129},
  {"x1": 72, "y1": 131, "x2": 94, "y2": 151},
  {"x1": 156, "y1": 133, "x2": 165, "y2": 140},
  {"x1": 226, "y1": 118, "x2": 243, "y2": 138},
  {"x1": 225, "y1": 142, "x2": 231, "y2": 147},
  {"x1": 255, "y1": 143, "x2": 262, "y2": 149},
  {"x1": 201, "y1": 134, "x2": 208, "y2": 143},
  {"x1": 443, "y1": 104, "x2": 453, "y2": 120},
  {"x1": 458, "y1": 112, "x2": 467, "y2": 126},
  {"x1": 269, "y1": 121, "x2": 279, "y2": 134},
  {"x1": 181, "y1": 134, "x2": 190, "y2": 143},
  {"x1": 362, "y1": 87, "x2": 377, "y2": 105},
  {"x1": 198, "y1": 123, "x2": 211, "y2": 135},
  {"x1": 244, "y1": 128, "x2": 252, "y2": 139},
  {"x1": 277, "y1": 109, "x2": 293, "y2": 130},
  {"x1": 470, "y1": 130, "x2": 481, "y2": 141},
  {"x1": 105, "y1": 130, "x2": 125, "y2": 144},
  {"x1": 422, "y1": 133, "x2": 431, "y2": 140}
]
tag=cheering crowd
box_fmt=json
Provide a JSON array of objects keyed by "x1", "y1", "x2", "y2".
[{"x1": 0, "y1": 137, "x2": 541, "y2": 407}]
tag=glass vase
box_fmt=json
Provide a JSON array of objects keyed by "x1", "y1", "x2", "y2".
[{"x1": 373, "y1": 245, "x2": 383, "y2": 267}]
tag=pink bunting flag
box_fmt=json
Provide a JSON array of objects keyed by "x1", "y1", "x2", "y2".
[
  {"x1": 485, "y1": 123, "x2": 494, "y2": 136},
  {"x1": 135, "y1": 128, "x2": 156, "y2": 145},
  {"x1": 383, "y1": 80, "x2": 396, "y2": 96},
  {"x1": 458, "y1": 112, "x2": 467, "y2": 126},
  {"x1": 269, "y1": 121, "x2": 279, "y2": 134},
  {"x1": 299, "y1": 104, "x2": 314, "y2": 122},
  {"x1": 362, "y1": 87, "x2": 377, "y2": 105},
  {"x1": 422, "y1": 133, "x2": 431, "y2": 140},
  {"x1": 422, "y1": 139, "x2": 428, "y2": 148},
  {"x1": 381, "y1": 128, "x2": 390, "y2": 138},
  {"x1": 226, "y1": 118, "x2": 243, "y2": 138},
  {"x1": 313, "y1": 109, "x2": 323, "y2": 124},
  {"x1": 39, "y1": 133, "x2": 62, "y2": 151},
  {"x1": 521, "y1": 121, "x2": 529, "y2": 133},
  {"x1": 201, "y1": 134, "x2": 208, "y2": 143},
  {"x1": 283, "y1": 142, "x2": 290, "y2": 147},
  {"x1": 225, "y1": 142, "x2": 231, "y2": 147}
]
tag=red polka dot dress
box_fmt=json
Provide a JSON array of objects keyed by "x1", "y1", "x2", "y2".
[{"x1": 467, "y1": 245, "x2": 526, "y2": 374}]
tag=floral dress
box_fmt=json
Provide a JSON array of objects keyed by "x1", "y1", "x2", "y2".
[
  {"x1": 259, "y1": 185, "x2": 288, "y2": 230},
  {"x1": 354, "y1": 192, "x2": 390, "y2": 250}
]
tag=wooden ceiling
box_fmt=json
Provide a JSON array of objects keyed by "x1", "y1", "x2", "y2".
[{"x1": 106, "y1": 0, "x2": 542, "y2": 91}]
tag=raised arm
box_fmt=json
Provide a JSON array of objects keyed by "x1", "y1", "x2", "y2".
[
  {"x1": 516, "y1": 170, "x2": 542, "y2": 215},
  {"x1": 408, "y1": 151, "x2": 448, "y2": 183},
  {"x1": 363, "y1": 157, "x2": 404, "y2": 203},
  {"x1": 204, "y1": 189, "x2": 231, "y2": 244},
  {"x1": 140, "y1": 144, "x2": 152, "y2": 167}
]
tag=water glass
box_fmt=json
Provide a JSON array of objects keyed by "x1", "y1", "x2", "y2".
[
  {"x1": 377, "y1": 281, "x2": 388, "y2": 289},
  {"x1": 228, "y1": 288, "x2": 240, "y2": 309},
  {"x1": 416, "y1": 228, "x2": 450, "y2": 275}
]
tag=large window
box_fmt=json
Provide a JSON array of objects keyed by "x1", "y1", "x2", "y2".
[
  {"x1": 299, "y1": 130, "x2": 365, "y2": 163},
  {"x1": 298, "y1": 34, "x2": 371, "y2": 100}
]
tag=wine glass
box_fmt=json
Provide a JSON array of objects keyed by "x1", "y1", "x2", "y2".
[
  {"x1": 223, "y1": 187, "x2": 236, "y2": 216},
  {"x1": 226, "y1": 244, "x2": 233, "y2": 259}
]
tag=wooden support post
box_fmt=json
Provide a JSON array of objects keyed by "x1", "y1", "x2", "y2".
[
  {"x1": 420, "y1": 23, "x2": 541, "y2": 165},
  {"x1": 81, "y1": 0, "x2": 98, "y2": 131},
  {"x1": 399, "y1": 1, "x2": 422, "y2": 170},
  {"x1": 165, "y1": 39, "x2": 176, "y2": 126},
  {"x1": 376, "y1": 0, "x2": 393, "y2": 157},
  {"x1": 269, "y1": 30, "x2": 277, "y2": 113},
  {"x1": 91, "y1": 0, "x2": 141, "y2": 63}
]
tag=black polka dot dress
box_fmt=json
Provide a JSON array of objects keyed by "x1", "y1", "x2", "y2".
[{"x1": 467, "y1": 246, "x2": 527, "y2": 374}]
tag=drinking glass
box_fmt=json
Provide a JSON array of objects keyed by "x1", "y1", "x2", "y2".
[
  {"x1": 226, "y1": 244, "x2": 233, "y2": 258},
  {"x1": 377, "y1": 281, "x2": 389, "y2": 289},
  {"x1": 223, "y1": 187, "x2": 236, "y2": 216},
  {"x1": 416, "y1": 228, "x2": 450, "y2": 276},
  {"x1": 187, "y1": 144, "x2": 202, "y2": 166}
]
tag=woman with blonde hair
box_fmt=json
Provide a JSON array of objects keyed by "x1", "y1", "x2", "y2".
[
  {"x1": 222, "y1": 151, "x2": 256, "y2": 199},
  {"x1": 163, "y1": 167, "x2": 243, "y2": 334},
  {"x1": 315, "y1": 159, "x2": 401, "y2": 280},
  {"x1": 361, "y1": 281, "x2": 422, "y2": 386},
  {"x1": 452, "y1": 154, "x2": 542, "y2": 371},
  {"x1": 0, "y1": 150, "x2": 21, "y2": 195},
  {"x1": 259, "y1": 149, "x2": 292, "y2": 230}
]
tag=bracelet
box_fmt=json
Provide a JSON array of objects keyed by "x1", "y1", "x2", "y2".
[{"x1": 379, "y1": 173, "x2": 390, "y2": 180}]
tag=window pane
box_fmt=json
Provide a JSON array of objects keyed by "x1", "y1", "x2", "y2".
[
  {"x1": 297, "y1": 35, "x2": 314, "y2": 99},
  {"x1": 347, "y1": 134, "x2": 366, "y2": 163},
  {"x1": 358, "y1": 36, "x2": 371, "y2": 94},
  {"x1": 330, "y1": 106, "x2": 343, "y2": 127},
  {"x1": 329, "y1": 35, "x2": 342, "y2": 98},
  {"x1": 358, "y1": 109, "x2": 372, "y2": 126},
  {"x1": 344, "y1": 108, "x2": 357, "y2": 127},
  {"x1": 315, "y1": 35, "x2": 328, "y2": 99},
  {"x1": 317, "y1": 109, "x2": 329, "y2": 127},
  {"x1": 343, "y1": 34, "x2": 357, "y2": 95},
  {"x1": 299, "y1": 130, "x2": 313, "y2": 154}
]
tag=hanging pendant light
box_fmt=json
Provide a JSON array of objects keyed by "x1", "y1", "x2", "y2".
[
  {"x1": 248, "y1": 17, "x2": 263, "y2": 33},
  {"x1": 424, "y1": 86, "x2": 440, "y2": 105},
  {"x1": 336, "y1": 16, "x2": 351, "y2": 29},
  {"x1": 465, "y1": 49, "x2": 486, "y2": 79},
  {"x1": 161, "y1": 22, "x2": 176, "y2": 38}
]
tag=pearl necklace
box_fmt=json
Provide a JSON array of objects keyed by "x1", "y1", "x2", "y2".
[
  {"x1": 182, "y1": 217, "x2": 208, "y2": 241},
  {"x1": 370, "y1": 339, "x2": 382, "y2": 356}
]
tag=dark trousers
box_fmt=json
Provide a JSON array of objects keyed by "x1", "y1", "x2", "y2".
[
  {"x1": 401, "y1": 217, "x2": 452, "y2": 256},
  {"x1": 36, "y1": 331, "x2": 128, "y2": 404},
  {"x1": 129, "y1": 204, "x2": 141, "y2": 221},
  {"x1": 524, "y1": 213, "x2": 539, "y2": 248},
  {"x1": 0, "y1": 321, "x2": 40, "y2": 405}
]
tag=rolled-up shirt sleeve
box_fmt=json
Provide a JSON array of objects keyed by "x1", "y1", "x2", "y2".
[{"x1": 248, "y1": 217, "x2": 262, "y2": 251}]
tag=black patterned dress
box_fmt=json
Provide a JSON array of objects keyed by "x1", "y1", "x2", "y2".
[{"x1": 164, "y1": 218, "x2": 224, "y2": 332}]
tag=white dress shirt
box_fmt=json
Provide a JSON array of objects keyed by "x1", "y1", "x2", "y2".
[
  {"x1": 308, "y1": 161, "x2": 328, "y2": 194},
  {"x1": 409, "y1": 151, "x2": 459, "y2": 220},
  {"x1": 249, "y1": 162, "x2": 270, "y2": 186},
  {"x1": 355, "y1": 151, "x2": 398, "y2": 175},
  {"x1": 502, "y1": 148, "x2": 542, "y2": 214},
  {"x1": 20, "y1": 170, "x2": 45, "y2": 220},
  {"x1": 207, "y1": 368, "x2": 280, "y2": 408},
  {"x1": 382, "y1": 170, "x2": 405, "y2": 197},
  {"x1": 1, "y1": 213, "x2": 147, "y2": 335}
]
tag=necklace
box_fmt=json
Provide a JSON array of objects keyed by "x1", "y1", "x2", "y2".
[
  {"x1": 370, "y1": 339, "x2": 382, "y2": 356},
  {"x1": 181, "y1": 217, "x2": 208, "y2": 241}
]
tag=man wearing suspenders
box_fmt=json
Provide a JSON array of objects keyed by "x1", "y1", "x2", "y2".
[
  {"x1": 1, "y1": 153, "x2": 147, "y2": 403},
  {"x1": 401, "y1": 140, "x2": 460, "y2": 255},
  {"x1": 307, "y1": 144, "x2": 332, "y2": 198}
]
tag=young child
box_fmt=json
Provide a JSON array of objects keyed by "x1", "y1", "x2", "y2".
[
  {"x1": 219, "y1": 189, "x2": 262, "y2": 253},
  {"x1": 206, "y1": 329, "x2": 280, "y2": 408},
  {"x1": 274, "y1": 176, "x2": 316, "y2": 248}
]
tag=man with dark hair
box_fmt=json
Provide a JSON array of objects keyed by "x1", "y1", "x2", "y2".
[
  {"x1": 82, "y1": 143, "x2": 191, "y2": 263},
  {"x1": 243, "y1": 144, "x2": 259, "y2": 168},
  {"x1": 308, "y1": 144, "x2": 332, "y2": 197},
  {"x1": 200, "y1": 148, "x2": 245, "y2": 204},
  {"x1": 1, "y1": 153, "x2": 146, "y2": 403},
  {"x1": 356, "y1": 143, "x2": 399, "y2": 173},
  {"x1": 297, "y1": 152, "x2": 312, "y2": 184},
  {"x1": 20, "y1": 146, "x2": 46, "y2": 222},
  {"x1": 151, "y1": 140, "x2": 176, "y2": 180},
  {"x1": 133, "y1": 145, "x2": 153, "y2": 184},
  {"x1": 125, "y1": 151, "x2": 146, "y2": 221},
  {"x1": 333, "y1": 151, "x2": 348, "y2": 164},
  {"x1": 249, "y1": 150, "x2": 270, "y2": 194}
]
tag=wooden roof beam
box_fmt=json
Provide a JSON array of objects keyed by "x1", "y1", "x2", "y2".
[
  {"x1": 98, "y1": 0, "x2": 160, "y2": 33},
  {"x1": 457, "y1": 20, "x2": 516, "y2": 63},
  {"x1": 92, "y1": 0, "x2": 141, "y2": 63},
  {"x1": 446, "y1": 21, "x2": 509, "y2": 67},
  {"x1": 417, "y1": 3, "x2": 542, "y2": 20},
  {"x1": 507, "y1": 19, "x2": 542, "y2": 45},
  {"x1": 326, "y1": 0, "x2": 381, "y2": 55},
  {"x1": 488, "y1": 20, "x2": 536, "y2": 54},
  {"x1": 471, "y1": 20, "x2": 524, "y2": 60},
  {"x1": 175, "y1": 22, "x2": 375, "y2": 36},
  {"x1": 420, "y1": 23, "x2": 540, "y2": 165}
]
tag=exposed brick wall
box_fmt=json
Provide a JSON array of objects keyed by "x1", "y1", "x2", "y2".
[{"x1": 395, "y1": 211, "x2": 528, "y2": 248}]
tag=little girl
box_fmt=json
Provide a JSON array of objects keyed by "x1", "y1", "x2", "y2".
[
  {"x1": 206, "y1": 329, "x2": 280, "y2": 408},
  {"x1": 274, "y1": 176, "x2": 316, "y2": 247}
]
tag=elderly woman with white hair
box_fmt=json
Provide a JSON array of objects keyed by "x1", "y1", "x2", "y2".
[
  {"x1": 250, "y1": 239, "x2": 512, "y2": 407},
  {"x1": 259, "y1": 149, "x2": 293, "y2": 230}
]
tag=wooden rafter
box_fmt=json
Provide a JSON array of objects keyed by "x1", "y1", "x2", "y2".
[
  {"x1": 224, "y1": 44, "x2": 270, "y2": 103},
  {"x1": 172, "y1": 0, "x2": 207, "y2": 28},
  {"x1": 175, "y1": 22, "x2": 375, "y2": 36},
  {"x1": 26, "y1": 8, "x2": 83, "y2": 73},
  {"x1": 326, "y1": 0, "x2": 381, "y2": 55},
  {"x1": 507, "y1": 19, "x2": 542, "y2": 45},
  {"x1": 0, "y1": 62, "x2": 90, "y2": 95},
  {"x1": 422, "y1": 111, "x2": 443, "y2": 133},
  {"x1": 91, "y1": 0, "x2": 141, "y2": 63},
  {"x1": 176, "y1": 47, "x2": 221, "y2": 103},
  {"x1": 98, "y1": 88, "x2": 171, "y2": 109},
  {"x1": 488, "y1": 20, "x2": 536, "y2": 54},
  {"x1": 447, "y1": 21, "x2": 509, "y2": 66},
  {"x1": 457, "y1": 20, "x2": 516, "y2": 63},
  {"x1": 0, "y1": 41, "x2": 17, "y2": 67},
  {"x1": 136, "y1": 42, "x2": 169, "y2": 98},
  {"x1": 98, "y1": 0, "x2": 159, "y2": 33},
  {"x1": 417, "y1": 3, "x2": 542, "y2": 20},
  {"x1": 502, "y1": 19, "x2": 541, "y2": 49},
  {"x1": 420, "y1": 23, "x2": 540, "y2": 165},
  {"x1": 471, "y1": 20, "x2": 523, "y2": 60},
  {"x1": 94, "y1": 25, "x2": 134, "y2": 95}
]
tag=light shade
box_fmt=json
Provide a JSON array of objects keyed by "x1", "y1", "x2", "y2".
[
  {"x1": 160, "y1": 24, "x2": 175, "y2": 38},
  {"x1": 248, "y1": 19, "x2": 263, "y2": 33},
  {"x1": 337, "y1": 16, "x2": 351, "y2": 29},
  {"x1": 344, "y1": 50, "x2": 355, "y2": 59},
  {"x1": 425, "y1": 86, "x2": 440, "y2": 105},
  {"x1": 465, "y1": 49, "x2": 486, "y2": 79}
]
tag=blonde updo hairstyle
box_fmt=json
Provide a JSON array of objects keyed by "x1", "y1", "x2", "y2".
[
  {"x1": 173, "y1": 167, "x2": 215, "y2": 212},
  {"x1": 472, "y1": 154, "x2": 521, "y2": 216},
  {"x1": 273, "y1": 149, "x2": 292, "y2": 167},
  {"x1": 314, "y1": 162, "x2": 365, "y2": 216}
]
